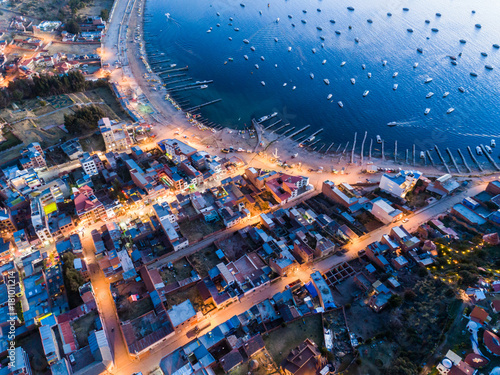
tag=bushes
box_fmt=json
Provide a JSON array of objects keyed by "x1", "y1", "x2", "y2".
[{"x1": 64, "y1": 105, "x2": 106, "y2": 134}]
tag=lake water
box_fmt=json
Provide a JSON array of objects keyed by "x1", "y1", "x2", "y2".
[{"x1": 143, "y1": 0, "x2": 500, "y2": 160}]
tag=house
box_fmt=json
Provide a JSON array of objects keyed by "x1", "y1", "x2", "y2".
[
  {"x1": 371, "y1": 197, "x2": 403, "y2": 224},
  {"x1": 379, "y1": 170, "x2": 422, "y2": 198},
  {"x1": 470, "y1": 306, "x2": 491, "y2": 326},
  {"x1": 281, "y1": 339, "x2": 326, "y2": 375},
  {"x1": 159, "y1": 139, "x2": 197, "y2": 164},
  {"x1": 322, "y1": 181, "x2": 363, "y2": 212},
  {"x1": 426, "y1": 174, "x2": 460, "y2": 196},
  {"x1": 0, "y1": 208, "x2": 16, "y2": 235},
  {"x1": 74, "y1": 186, "x2": 107, "y2": 224},
  {"x1": 220, "y1": 349, "x2": 244, "y2": 373},
  {"x1": 483, "y1": 330, "x2": 500, "y2": 356},
  {"x1": 167, "y1": 300, "x2": 199, "y2": 330},
  {"x1": 80, "y1": 152, "x2": 103, "y2": 177},
  {"x1": 99, "y1": 117, "x2": 133, "y2": 151},
  {"x1": 20, "y1": 142, "x2": 46, "y2": 170},
  {"x1": 311, "y1": 271, "x2": 336, "y2": 310}
]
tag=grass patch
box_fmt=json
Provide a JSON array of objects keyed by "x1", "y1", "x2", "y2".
[
  {"x1": 179, "y1": 218, "x2": 225, "y2": 242},
  {"x1": 264, "y1": 314, "x2": 323, "y2": 366},
  {"x1": 0, "y1": 130, "x2": 22, "y2": 152},
  {"x1": 188, "y1": 245, "x2": 222, "y2": 278},
  {"x1": 71, "y1": 311, "x2": 98, "y2": 348},
  {"x1": 118, "y1": 295, "x2": 154, "y2": 322}
]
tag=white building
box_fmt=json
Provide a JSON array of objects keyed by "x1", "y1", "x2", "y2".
[
  {"x1": 371, "y1": 198, "x2": 403, "y2": 224},
  {"x1": 80, "y1": 152, "x2": 99, "y2": 177},
  {"x1": 379, "y1": 170, "x2": 422, "y2": 198},
  {"x1": 31, "y1": 198, "x2": 52, "y2": 243}
]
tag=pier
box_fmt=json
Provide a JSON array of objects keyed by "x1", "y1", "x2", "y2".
[
  {"x1": 369, "y1": 139, "x2": 373, "y2": 160},
  {"x1": 350, "y1": 132, "x2": 357, "y2": 164},
  {"x1": 394, "y1": 141, "x2": 397, "y2": 163},
  {"x1": 157, "y1": 66, "x2": 189, "y2": 74},
  {"x1": 480, "y1": 145, "x2": 500, "y2": 171},
  {"x1": 264, "y1": 119, "x2": 282, "y2": 130},
  {"x1": 381, "y1": 140, "x2": 385, "y2": 160},
  {"x1": 317, "y1": 144, "x2": 325, "y2": 153},
  {"x1": 434, "y1": 145, "x2": 451, "y2": 174},
  {"x1": 251, "y1": 118, "x2": 263, "y2": 152},
  {"x1": 325, "y1": 142, "x2": 335, "y2": 155},
  {"x1": 167, "y1": 80, "x2": 213, "y2": 93},
  {"x1": 150, "y1": 59, "x2": 171, "y2": 65},
  {"x1": 303, "y1": 128, "x2": 324, "y2": 144},
  {"x1": 360, "y1": 131, "x2": 367, "y2": 164},
  {"x1": 163, "y1": 73, "x2": 188, "y2": 80},
  {"x1": 446, "y1": 148, "x2": 461, "y2": 173},
  {"x1": 413, "y1": 144, "x2": 416, "y2": 166},
  {"x1": 426, "y1": 150, "x2": 436, "y2": 167},
  {"x1": 281, "y1": 127, "x2": 295, "y2": 136},
  {"x1": 185, "y1": 99, "x2": 221, "y2": 112},
  {"x1": 287, "y1": 125, "x2": 311, "y2": 139},
  {"x1": 467, "y1": 146, "x2": 483, "y2": 172},
  {"x1": 272, "y1": 123, "x2": 289, "y2": 134},
  {"x1": 165, "y1": 78, "x2": 191, "y2": 86},
  {"x1": 457, "y1": 149, "x2": 472, "y2": 173}
]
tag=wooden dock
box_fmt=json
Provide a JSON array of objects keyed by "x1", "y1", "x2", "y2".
[
  {"x1": 446, "y1": 148, "x2": 461, "y2": 173},
  {"x1": 360, "y1": 131, "x2": 367, "y2": 164},
  {"x1": 287, "y1": 125, "x2": 311, "y2": 139},
  {"x1": 426, "y1": 150, "x2": 435, "y2": 167},
  {"x1": 467, "y1": 146, "x2": 484, "y2": 172},
  {"x1": 264, "y1": 119, "x2": 282, "y2": 130},
  {"x1": 480, "y1": 145, "x2": 500, "y2": 171},
  {"x1": 157, "y1": 66, "x2": 189, "y2": 74},
  {"x1": 350, "y1": 132, "x2": 357, "y2": 164},
  {"x1": 434, "y1": 145, "x2": 451, "y2": 174},
  {"x1": 457, "y1": 149, "x2": 472, "y2": 173},
  {"x1": 185, "y1": 99, "x2": 221, "y2": 112}
]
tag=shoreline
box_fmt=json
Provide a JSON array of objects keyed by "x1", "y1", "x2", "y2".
[{"x1": 117, "y1": 0, "x2": 499, "y2": 180}]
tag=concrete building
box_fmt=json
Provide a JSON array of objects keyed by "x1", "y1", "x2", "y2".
[
  {"x1": 371, "y1": 197, "x2": 403, "y2": 224},
  {"x1": 426, "y1": 174, "x2": 460, "y2": 196},
  {"x1": 379, "y1": 170, "x2": 422, "y2": 198},
  {"x1": 98, "y1": 117, "x2": 132, "y2": 152},
  {"x1": 159, "y1": 139, "x2": 197, "y2": 164},
  {"x1": 80, "y1": 152, "x2": 99, "y2": 177},
  {"x1": 74, "y1": 186, "x2": 106, "y2": 224},
  {"x1": 20, "y1": 142, "x2": 46, "y2": 170},
  {"x1": 322, "y1": 180, "x2": 362, "y2": 211},
  {"x1": 167, "y1": 300, "x2": 199, "y2": 330},
  {"x1": 0, "y1": 208, "x2": 16, "y2": 235}
]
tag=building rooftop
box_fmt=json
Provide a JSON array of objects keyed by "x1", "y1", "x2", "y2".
[{"x1": 167, "y1": 300, "x2": 196, "y2": 327}]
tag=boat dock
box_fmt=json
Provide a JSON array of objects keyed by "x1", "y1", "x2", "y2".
[
  {"x1": 264, "y1": 119, "x2": 282, "y2": 130},
  {"x1": 167, "y1": 80, "x2": 213, "y2": 93},
  {"x1": 281, "y1": 127, "x2": 295, "y2": 136},
  {"x1": 325, "y1": 142, "x2": 335, "y2": 154},
  {"x1": 157, "y1": 66, "x2": 189, "y2": 74},
  {"x1": 350, "y1": 132, "x2": 357, "y2": 163},
  {"x1": 165, "y1": 78, "x2": 191, "y2": 86},
  {"x1": 287, "y1": 125, "x2": 311, "y2": 139},
  {"x1": 272, "y1": 123, "x2": 289, "y2": 134},
  {"x1": 434, "y1": 145, "x2": 450, "y2": 174},
  {"x1": 360, "y1": 131, "x2": 367, "y2": 164},
  {"x1": 457, "y1": 149, "x2": 472, "y2": 173},
  {"x1": 467, "y1": 146, "x2": 484, "y2": 172},
  {"x1": 426, "y1": 150, "x2": 435, "y2": 167},
  {"x1": 185, "y1": 99, "x2": 221, "y2": 112},
  {"x1": 480, "y1": 145, "x2": 500, "y2": 171},
  {"x1": 150, "y1": 59, "x2": 171, "y2": 65},
  {"x1": 446, "y1": 148, "x2": 461, "y2": 173}
]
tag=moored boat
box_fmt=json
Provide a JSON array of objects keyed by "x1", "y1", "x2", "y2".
[
  {"x1": 443, "y1": 91, "x2": 449, "y2": 97},
  {"x1": 426, "y1": 92, "x2": 434, "y2": 98},
  {"x1": 338, "y1": 101, "x2": 343, "y2": 108},
  {"x1": 447, "y1": 107, "x2": 454, "y2": 114},
  {"x1": 424, "y1": 108, "x2": 430, "y2": 115},
  {"x1": 324, "y1": 78, "x2": 330, "y2": 85},
  {"x1": 327, "y1": 94, "x2": 332, "y2": 100},
  {"x1": 363, "y1": 90, "x2": 369, "y2": 97},
  {"x1": 376, "y1": 135, "x2": 382, "y2": 143},
  {"x1": 387, "y1": 121, "x2": 397, "y2": 127}
]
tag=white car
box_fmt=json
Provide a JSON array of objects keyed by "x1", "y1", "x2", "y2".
[{"x1": 402, "y1": 218, "x2": 409, "y2": 223}]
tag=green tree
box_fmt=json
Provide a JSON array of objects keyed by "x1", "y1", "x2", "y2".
[
  {"x1": 388, "y1": 294, "x2": 403, "y2": 308},
  {"x1": 100, "y1": 8, "x2": 109, "y2": 20},
  {"x1": 65, "y1": 19, "x2": 81, "y2": 34}
]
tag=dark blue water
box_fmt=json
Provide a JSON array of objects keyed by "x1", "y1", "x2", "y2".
[{"x1": 143, "y1": 0, "x2": 500, "y2": 159}]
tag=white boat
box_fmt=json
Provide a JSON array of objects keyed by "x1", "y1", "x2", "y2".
[
  {"x1": 376, "y1": 135, "x2": 382, "y2": 143},
  {"x1": 420, "y1": 151, "x2": 425, "y2": 159},
  {"x1": 275, "y1": 64, "x2": 278, "y2": 68},
  {"x1": 258, "y1": 115, "x2": 269, "y2": 122},
  {"x1": 288, "y1": 47, "x2": 292, "y2": 52},
  {"x1": 165, "y1": 13, "x2": 170, "y2": 18},
  {"x1": 250, "y1": 46, "x2": 256, "y2": 51},
  {"x1": 367, "y1": 72, "x2": 372, "y2": 78},
  {"x1": 338, "y1": 101, "x2": 343, "y2": 108},
  {"x1": 458, "y1": 87, "x2": 465, "y2": 93},
  {"x1": 228, "y1": 37, "x2": 232, "y2": 41},
  {"x1": 424, "y1": 108, "x2": 430, "y2": 115},
  {"x1": 447, "y1": 107, "x2": 454, "y2": 114},
  {"x1": 255, "y1": 64, "x2": 259, "y2": 69},
  {"x1": 324, "y1": 79, "x2": 330, "y2": 85},
  {"x1": 426, "y1": 92, "x2": 434, "y2": 98},
  {"x1": 387, "y1": 121, "x2": 397, "y2": 127},
  {"x1": 276, "y1": 18, "x2": 280, "y2": 23},
  {"x1": 350, "y1": 78, "x2": 355, "y2": 84},
  {"x1": 310, "y1": 73, "x2": 314, "y2": 79},
  {"x1": 393, "y1": 84, "x2": 398, "y2": 90},
  {"x1": 485, "y1": 145, "x2": 492, "y2": 153},
  {"x1": 200, "y1": 85, "x2": 208, "y2": 89},
  {"x1": 274, "y1": 37, "x2": 278, "y2": 42},
  {"x1": 234, "y1": 28, "x2": 239, "y2": 31},
  {"x1": 491, "y1": 139, "x2": 496, "y2": 147},
  {"x1": 413, "y1": 62, "x2": 419, "y2": 68},
  {"x1": 322, "y1": 59, "x2": 327, "y2": 65},
  {"x1": 261, "y1": 81, "x2": 265, "y2": 86},
  {"x1": 260, "y1": 56, "x2": 265, "y2": 61},
  {"x1": 206, "y1": 29, "x2": 212, "y2": 33},
  {"x1": 476, "y1": 146, "x2": 483, "y2": 155},
  {"x1": 443, "y1": 91, "x2": 449, "y2": 98},
  {"x1": 393, "y1": 72, "x2": 398, "y2": 78},
  {"x1": 341, "y1": 61, "x2": 346, "y2": 66},
  {"x1": 327, "y1": 94, "x2": 332, "y2": 100},
  {"x1": 243, "y1": 39, "x2": 249, "y2": 44},
  {"x1": 283, "y1": 83, "x2": 287, "y2": 87},
  {"x1": 425, "y1": 78, "x2": 433, "y2": 83},
  {"x1": 244, "y1": 55, "x2": 248, "y2": 60},
  {"x1": 312, "y1": 48, "x2": 316, "y2": 54},
  {"x1": 382, "y1": 60, "x2": 387, "y2": 66},
  {"x1": 297, "y1": 67, "x2": 300, "y2": 70},
  {"x1": 363, "y1": 90, "x2": 369, "y2": 97},
  {"x1": 292, "y1": 86, "x2": 296, "y2": 90}
]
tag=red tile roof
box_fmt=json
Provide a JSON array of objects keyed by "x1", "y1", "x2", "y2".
[
  {"x1": 483, "y1": 330, "x2": 500, "y2": 356},
  {"x1": 464, "y1": 353, "x2": 489, "y2": 368},
  {"x1": 470, "y1": 306, "x2": 490, "y2": 325}
]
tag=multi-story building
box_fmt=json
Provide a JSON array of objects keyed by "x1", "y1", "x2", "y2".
[
  {"x1": 80, "y1": 152, "x2": 103, "y2": 177},
  {"x1": 30, "y1": 198, "x2": 51, "y2": 243},
  {"x1": 20, "y1": 142, "x2": 46, "y2": 170},
  {"x1": 98, "y1": 117, "x2": 132, "y2": 152},
  {"x1": 0, "y1": 208, "x2": 16, "y2": 235},
  {"x1": 379, "y1": 170, "x2": 422, "y2": 198},
  {"x1": 74, "y1": 186, "x2": 107, "y2": 224},
  {"x1": 159, "y1": 139, "x2": 197, "y2": 164}
]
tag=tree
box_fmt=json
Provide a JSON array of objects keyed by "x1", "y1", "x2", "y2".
[
  {"x1": 65, "y1": 19, "x2": 81, "y2": 34},
  {"x1": 388, "y1": 294, "x2": 403, "y2": 309},
  {"x1": 64, "y1": 105, "x2": 106, "y2": 134},
  {"x1": 458, "y1": 270, "x2": 478, "y2": 288},
  {"x1": 386, "y1": 357, "x2": 419, "y2": 375},
  {"x1": 100, "y1": 8, "x2": 109, "y2": 20}
]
